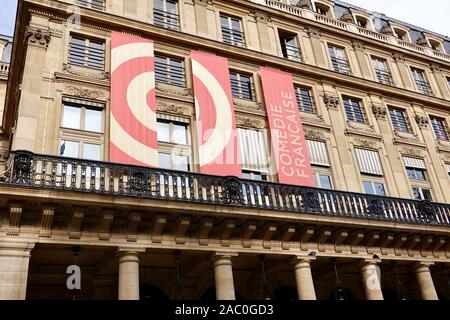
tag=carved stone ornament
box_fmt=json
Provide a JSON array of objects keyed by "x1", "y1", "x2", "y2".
[
  {"x1": 394, "y1": 130, "x2": 419, "y2": 142},
  {"x1": 351, "y1": 40, "x2": 365, "y2": 51},
  {"x1": 371, "y1": 104, "x2": 387, "y2": 120},
  {"x1": 156, "y1": 83, "x2": 192, "y2": 97},
  {"x1": 305, "y1": 27, "x2": 321, "y2": 39},
  {"x1": 392, "y1": 52, "x2": 405, "y2": 63},
  {"x1": 340, "y1": 13, "x2": 354, "y2": 24},
  {"x1": 414, "y1": 114, "x2": 429, "y2": 128},
  {"x1": 236, "y1": 115, "x2": 265, "y2": 129},
  {"x1": 63, "y1": 63, "x2": 111, "y2": 80},
  {"x1": 429, "y1": 64, "x2": 442, "y2": 73},
  {"x1": 304, "y1": 129, "x2": 326, "y2": 141},
  {"x1": 416, "y1": 37, "x2": 429, "y2": 47},
  {"x1": 234, "y1": 100, "x2": 264, "y2": 112},
  {"x1": 192, "y1": 0, "x2": 211, "y2": 7},
  {"x1": 399, "y1": 147, "x2": 423, "y2": 158},
  {"x1": 301, "y1": 113, "x2": 325, "y2": 124},
  {"x1": 251, "y1": 11, "x2": 272, "y2": 24},
  {"x1": 297, "y1": 0, "x2": 311, "y2": 9},
  {"x1": 381, "y1": 25, "x2": 394, "y2": 36},
  {"x1": 25, "y1": 26, "x2": 51, "y2": 48},
  {"x1": 437, "y1": 139, "x2": 450, "y2": 150},
  {"x1": 347, "y1": 121, "x2": 376, "y2": 133},
  {"x1": 353, "y1": 138, "x2": 379, "y2": 150},
  {"x1": 323, "y1": 94, "x2": 340, "y2": 109},
  {"x1": 156, "y1": 101, "x2": 191, "y2": 116},
  {"x1": 66, "y1": 86, "x2": 105, "y2": 100}
]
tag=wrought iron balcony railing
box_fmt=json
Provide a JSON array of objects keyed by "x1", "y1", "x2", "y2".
[{"x1": 2, "y1": 151, "x2": 450, "y2": 226}]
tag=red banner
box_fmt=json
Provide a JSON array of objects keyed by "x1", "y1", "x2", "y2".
[
  {"x1": 110, "y1": 32, "x2": 158, "y2": 167},
  {"x1": 191, "y1": 51, "x2": 241, "y2": 177},
  {"x1": 260, "y1": 67, "x2": 314, "y2": 186}
]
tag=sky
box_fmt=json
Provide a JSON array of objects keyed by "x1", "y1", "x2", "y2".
[{"x1": 0, "y1": 0, "x2": 449, "y2": 37}]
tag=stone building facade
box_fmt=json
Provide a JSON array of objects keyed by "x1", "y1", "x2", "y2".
[{"x1": 0, "y1": 0, "x2": 450, "y2": 300}]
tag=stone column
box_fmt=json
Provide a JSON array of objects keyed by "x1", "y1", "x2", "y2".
[
  {"x1": 351, "y1": 41, "x2": 371, "y2": 80},
  {"x1": 117, "y1": 251, "x2": 140, "y2": 300},
  {"x1": 429, "y1": 64, "x2": 449, "y2": 99},
  {"x1": 361, "y1": 259, "x2": 384, "y2": 300},
  {"x1": 415, "y1": 262, "x2": 438, "y2": 300},
  {"x1": 0, "y1": 241, "x2": 35, "y2": 300},
  {"x1": 292, "y1": 256, "x2": 316, "y2": 300},
  {"x1": 392, "y1": 53, "x2": 414, "y2": 91},
  {"x1": 305, "y1": 27, "x2": 328, "y2": 69},
  {"x1": 12, "y1": 25, "x2": 51, "y2": 152},
  {"x1": 193, "y1": 0, "x2": 209, "y2": 38},
  {"x1": 213, "y1": 252, "x2": 237, "y2": 300}
]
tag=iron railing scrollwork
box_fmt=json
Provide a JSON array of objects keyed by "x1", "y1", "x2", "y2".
[{"x1": 2, "y1": 151, "x2": 450, "y2": 227}]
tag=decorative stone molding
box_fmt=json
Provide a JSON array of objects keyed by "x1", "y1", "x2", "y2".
[
  {"x1": 416, "y1": 37, "x2": 429, "y2": 47},
  {"x1": 347, "y1": 121, "x2": 376, "y2": 133},
  {"x1": 63, "y1": 63, "x2": 111, "y2": 80},
  {"x1": 351, "y1": 40, "x2": 365, "y2": 51},
  {"x1": 66, "y1": 86, "x2": 105, "y2": 100},
  {"x1": 304, "y1": 129, "x2": 326, "y2": 141},
  {"x1": 429, "y1": 64, "x2": 442, "y2": 73},
  {"x1": 301, "y1": 113, "x2": 325, "y2": 124},
  {"x1": 25, "y1": 26, "x2": 51, "y2": 48},
  {"x1": 352, "y1": 138, "x2": 380, "y2": 150},
  {"x1": 399, "y1": 147, "x2": 424, "y2": 158},
  {"x1": 156, "y1": 83, "x2": 192, "y2": 97},
  {"x1": 235, "y1": 115, "x2": 265, "y2": 129},
  {"x1": 0, "y1": 149, "x2": 9, "y2": 164},
  {"x1": 437, "y1": 140, "x2": 450, "y2": 151},
  {"x1": 192, "y1": 0, "x2": 212, "y2": 7},
  {"x1": 156, "y1": 101, "x2": 192, "y2": 116},
  {"x1": 394, "y1": 131, "x2": 419, "y2": 143},
  {"x1": 392, "y1": 52, "x2": 405, "y2": 63},
  {"x1": 251, "y1": 11, "x2": 272, "y2": 24},
  {"x1": 381, "y1": 25, "x2": 394, "y2": 36},
  {"x1": 323, "y1": 94, "x2": 340, "y2": 109},
  {"x1": 297, "y1": 0, "x2": 311, "y2": 9},
  {"x1": 305, "y1": 27, "x2": 321, "y2": 39},
  {"x1": 371, "y1": 104, "x2": 387, "y2": 120},
  {"x1": 414, "y1": 114, "x2": 429, "y2": 128},
  {"x1": 234, "y1": 100, "x2": 264, "y2": 112}
]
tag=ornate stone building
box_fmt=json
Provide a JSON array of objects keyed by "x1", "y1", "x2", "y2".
[{"x1": 0, "y1": 0, "x2": 450, "y2": 300}]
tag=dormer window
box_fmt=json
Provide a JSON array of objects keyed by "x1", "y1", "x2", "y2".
[
  {"x1": 314, "y1": 3, "x2": 329, "y2": 16},
  {"x1": 394, "y1": 28, "x2": 408, "y2": 41},
  {"x1": 428, "y1": 39, "x2": 443, "y2": 52},
  {"x1": 355, "y1": 16, "x2": 368, "y2": 28}
]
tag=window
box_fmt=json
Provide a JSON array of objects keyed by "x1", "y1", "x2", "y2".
[
  {"x1": 220, "y1": 15, "x2": 244, "y2": 47},
  {"x1": 75, "y1": 0, "x2": 105, "y2": 11},
  {"x1": 295, "y1": 86, "x2": 315, "y2": 113},
  {"x1": 237, "y1": 128, "x2": 270, "y2": 174},
  {"x1": 428, "y1": 39, "x2": 442, "y2": 52},
  {"x1": 328, "y1": 46, "x2": 350, "y2": 75},
  {"x1": 411, "y1": 68, "x2": 432, "y2": 96},
  {"x1": 230, "y1": 71, "x2": 255, "y2": 100},
  {"x1": 313, "y1": 173, "x2": 333, "y2": 189},
  {"x1": 242, "y1": 170, "x2": 268, "y2": 181},
  {"x1": 388, "y1": 107, "x2": 410, "y2": 133},
  {"x1": 314, "y1": 3, "x2": 329, "y2": 16},
  {"x1": 68, "y1": 35, "x2": 105, "y2": 70},
  {"x1": 153, "y1": 0, "x2": 180, "y2": 30},
  {"x1": 363, "y1": 181, "x2": 386, "y2": 196},
  {"x1": 406, "y1": 168, "x2": 427, "y2": 181},
  {"x1": 412, "y1": 187, "x2": 433, "y2": 201},
  {"x1": 343, "y1": 97, "x2": 365, "y2": 124},
  {"x1": 157, "y1": 116, "x2": 191, "y2": 171},
  {"x1": 355, "y1": 16, "x2": 368, "y2": 28},
  {"x1": 372, "y1": 57, "x2": 392, "y2": 85},
  {"x1": 394, "y1": 28, "x2": 408, "y2": 41},
  {"x1": 59, "y1": 98, "x2": 104, "y2": 160},
  {"x1": 279, "y1": 31, "x2": 302, "y2": 62},
  {"x1": 430, "y1": 116, "x2": 450, "y2": 141},
  {"x1": 155, "y1": 55, "x2": 185, "y2": 87},
  {"x1": 306, "y1": 140, "x2": 330, "y2": 167},
  {"x1": 355, "y1": 148, "x2": 383, "y2": 176}
]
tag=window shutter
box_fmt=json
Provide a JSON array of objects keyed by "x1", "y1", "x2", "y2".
[
  {"x1": 237, "y1": 128, "x2": 269, "y2": 172},
  {"x1": 403, "y1": 156, "x2": 426, "y2": 169},
  {"x1": 306, "y1": 140, "x2": 330, "y2": 167},
  {"x1": 355, "y1": 148, "x2": 383, "y2": 175}
]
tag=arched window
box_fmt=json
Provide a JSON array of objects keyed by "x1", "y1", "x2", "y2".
[
  {"x1": 313, "y1": 1, "x2": 332, "y2": 17},
  {"x1": 428, "y1": 39, "x2": 443, "y2": 52},
  {"x1": 393, "y1": 28, "x2": 409, "y2": 41}
]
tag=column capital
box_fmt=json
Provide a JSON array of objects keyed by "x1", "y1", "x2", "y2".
[
  {"x1": 415, "y1": 261, "x2": 435, "y2": 269},
  {"x1": 213, "y1": 252, "x2": 239, "y2": 259},
  {"x1": 292, "y1": 255, "x2": 316, "y2": 265},
  {"x1": 361, "y1": 257, "x2": 382, "y2": 266},
  {"x1": 0, "y1": 241, "x2": 35, "y2": 258},
  {"x1": 25, "y1": 26, "x2": 51, "y2": 48}
]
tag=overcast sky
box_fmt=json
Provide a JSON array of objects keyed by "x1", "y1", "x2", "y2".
[{"x1": 0, "y1": 0, "x2": 449, "y2": 37}]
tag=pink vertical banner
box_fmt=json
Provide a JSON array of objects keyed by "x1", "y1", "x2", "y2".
[
  {"x1": 191, "y1": 51, "x2": 242, "y2": 177},
  {"x1": 110, "y1": 32, "x2": 158, "y2": 167},
  {"x1": 260, "y1": 67, "x2": 314, "y2": 186}
]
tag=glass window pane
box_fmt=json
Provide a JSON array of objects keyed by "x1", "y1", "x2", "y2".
[
  {"x1": 158, "y1": 153, "x2": 172, "y2": 169},
  {"x1": 157, "y1": 121, "x2": 170, "y2": 142},
  {"x1": 363, "y1": 181, "x2": 374, "y2": 194},
  {"x1": 83, "y1": 143, "x2": 101, "y2": 161},
  {"x1": 374, "y1": 183, "x2": 386, "y2": 196},
  {"x1": 415, "y1": 170, "x2": 426, "y2": 181},
  {"x1": 406, "y1": 168, "x2": 415, "y2": 180},
  {"x1": 62, "y1": 105, "x2": 81, "y2": 129},
  {"x1": 173, "y1": 155, "x2": 189, "y2": 171},
  {"x1": 319, "y1": 174, "x2": 332, "y2": 189},
  {"x1": 85, "y1": 108, "x2": 103, "y2": 132},
  {"x1": 173, "y1": 124, "x2": 187, "y2": 145},
  {"x1": 60, "y1": 140, "x2": 79, "y2": 158},
  {"x1": 422, "y1": 189, "x2": 433, "y2": 201},
  {"x1": 412, "y1": 187, "x2": 421, "y2": 200}
]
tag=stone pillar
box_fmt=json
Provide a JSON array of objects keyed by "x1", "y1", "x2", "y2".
[
  {"x1": 351, "y1": 41, "x2": 372, "y2": 80},
  {"x1": 429, "y1": 64, "x2": 449, "y2": 99},
  {"x1": 392, "y1": 53, "x2": 414, "y2": 91},
  {"x1": 361, "y1": 259, "x2": 384, "y2": 300},
  {"x1": 12, "y1": 25, "x2": 51, "y2": 152},
  {"x1": 213, "y1": 253, "x2": 237, "y2": 300},
  {"x1": 117, "y1": 251, "x2": 140, "y2": 300},
  {"x1": 415, "y1": 262, "x2": 438, "y2": 300},
  {"x1": 193, "y1": 0, "x2": 209, "y2": 38},
  {"x1": 0, "y1": 241, "x2": 35, "y2": 300},
  {"x1": 305, "y1": 27, "x2": 328, "y2": 69},
  {"x1": 292, "y1": 256, "x2": 316, "y2": 300}
]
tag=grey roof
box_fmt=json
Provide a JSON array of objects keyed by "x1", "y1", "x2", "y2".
[{"x1": 0, "y1": 34, "x2": 13, "y2": 63}]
